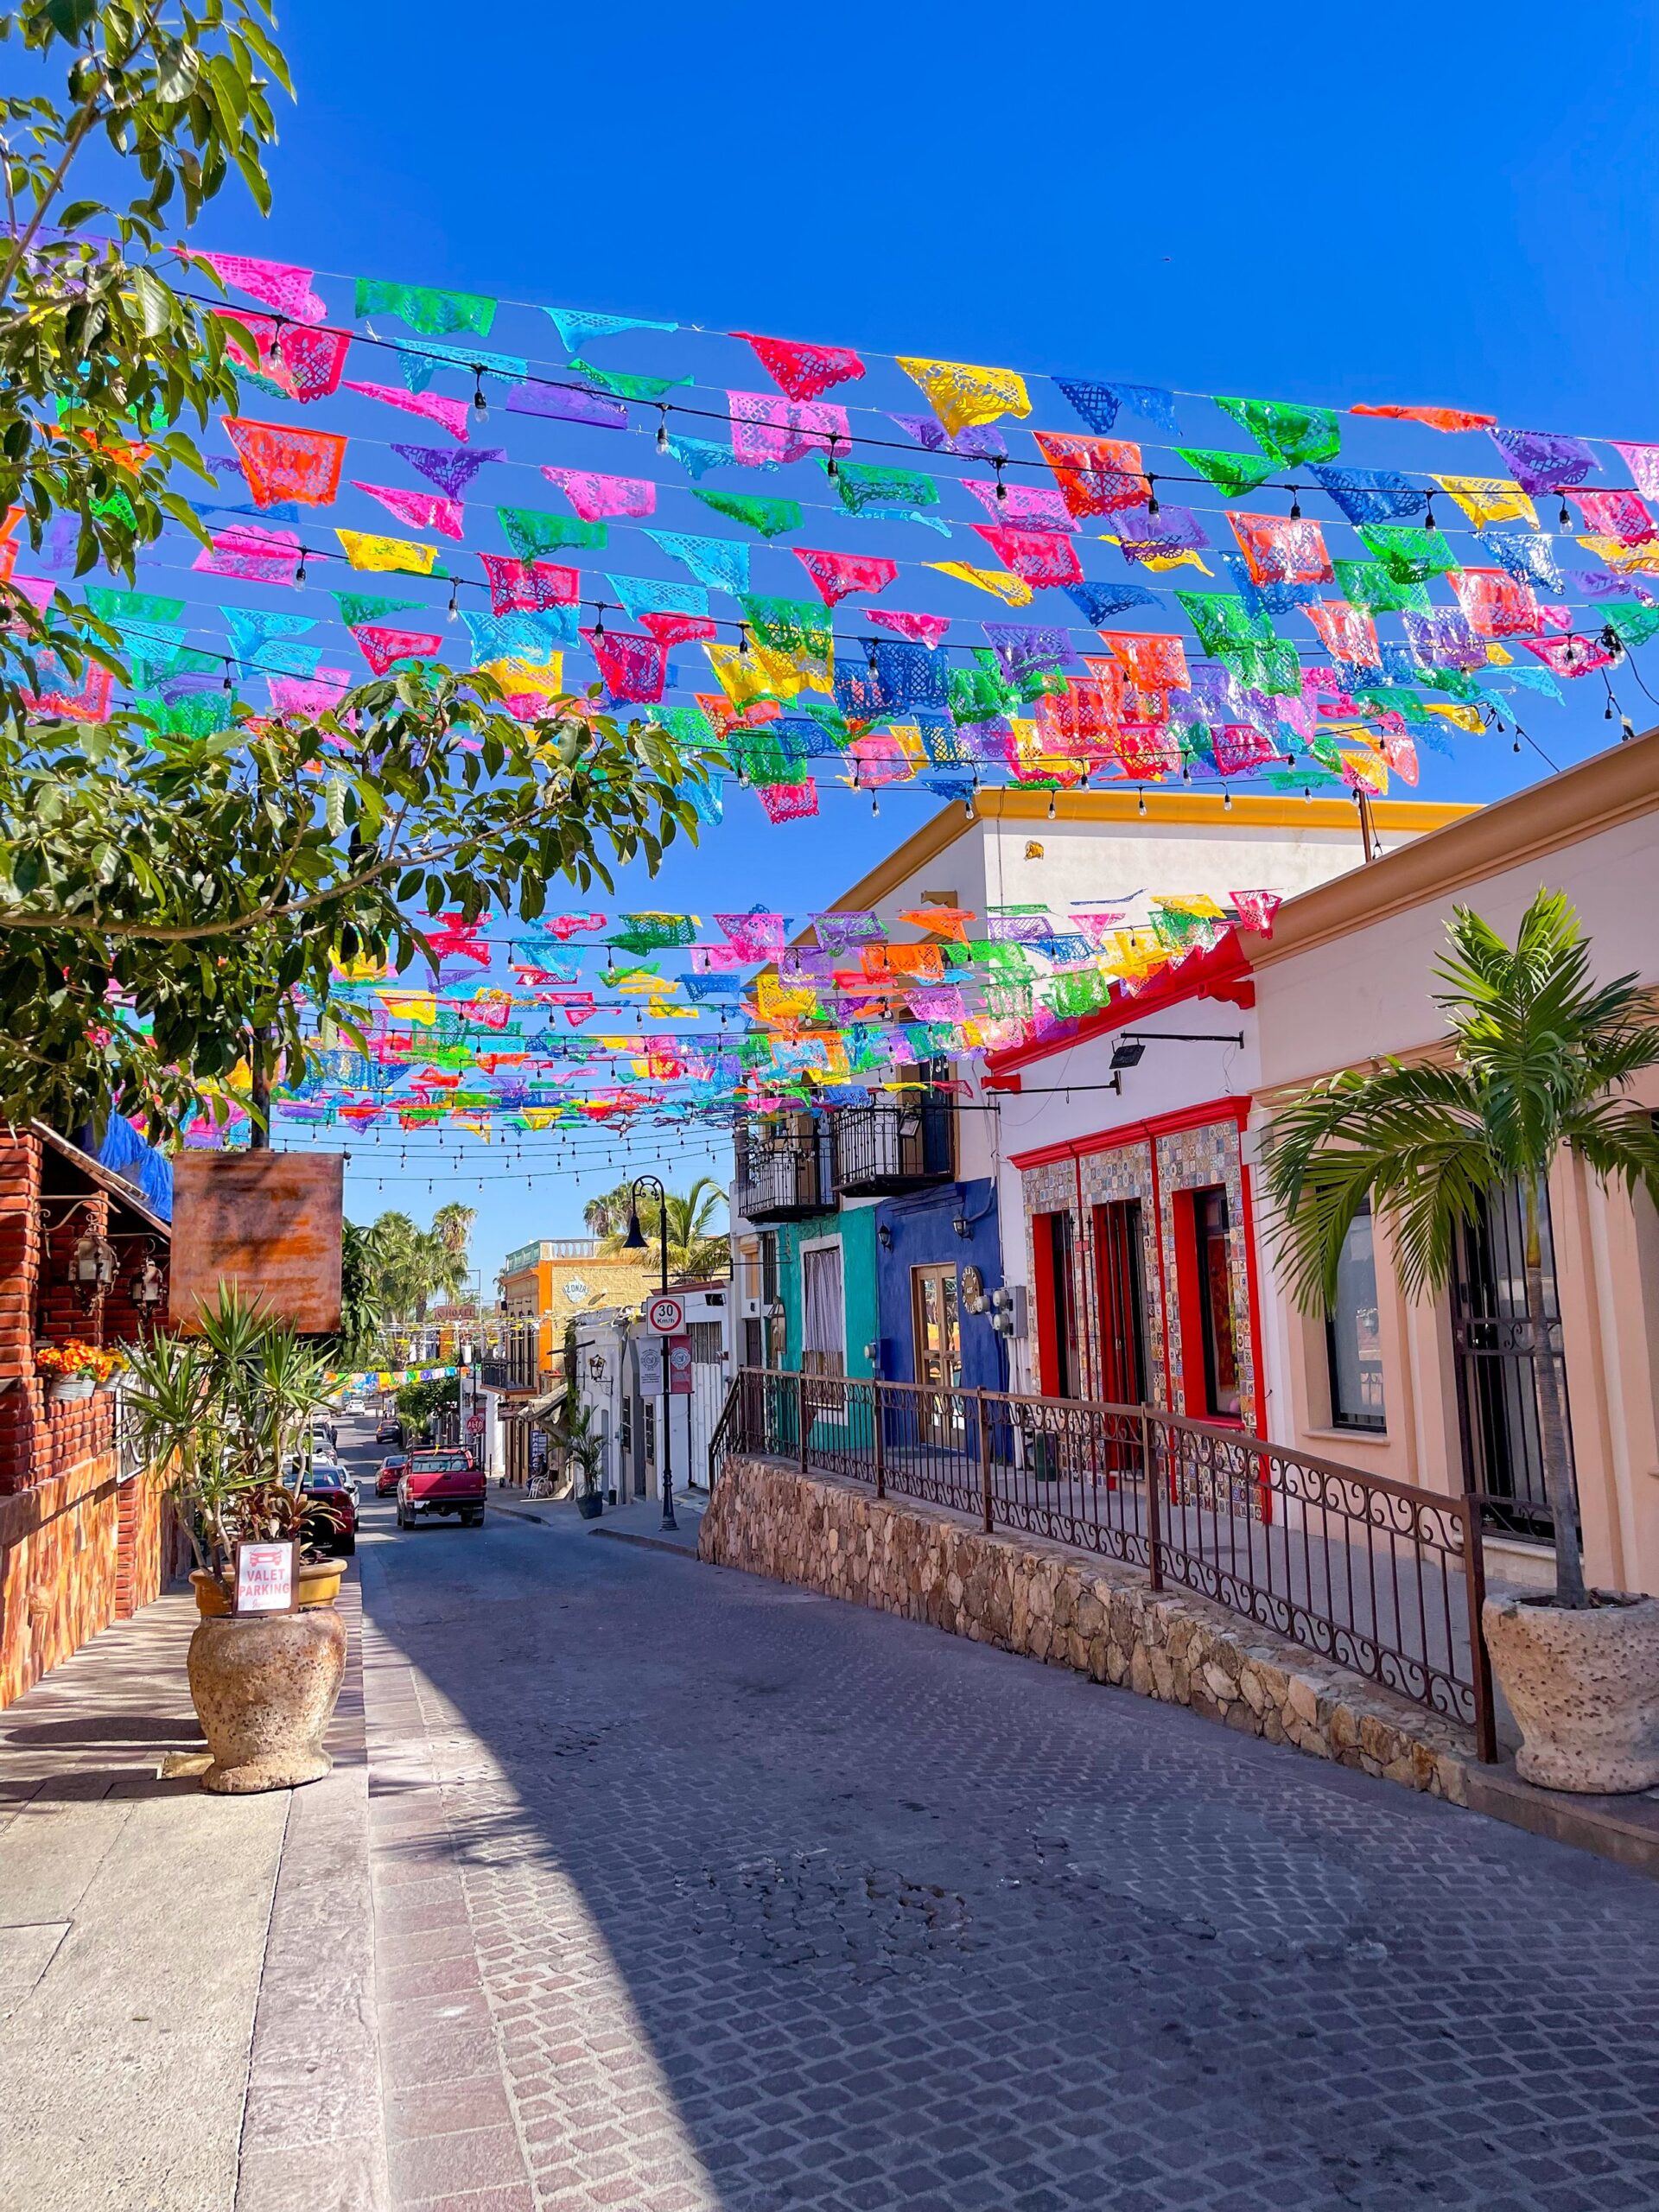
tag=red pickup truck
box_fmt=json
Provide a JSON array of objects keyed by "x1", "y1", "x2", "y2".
[{"x1": 396, "y1": 1447, "x2": 486, "y2": 1530}]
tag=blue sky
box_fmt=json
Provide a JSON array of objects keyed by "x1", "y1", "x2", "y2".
[{"x1": 183, "y1": 0, "x2": 1659, "y2": 1287}]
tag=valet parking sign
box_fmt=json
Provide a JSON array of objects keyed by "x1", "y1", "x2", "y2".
[{"x1": 234, "y1": 1540, "x2": 299, "y2": 1616}]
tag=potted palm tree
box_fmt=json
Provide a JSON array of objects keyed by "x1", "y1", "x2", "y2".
[
  {"x1": 1263, "y1": 890, "x2": 1659, "y2": 1793},
  {"x1": 556, "y1": 1401, "x2": 607, "y2": 1517},
  {"x1": 121, "y1": 1287, "x2": 350, "y2": 1794}
]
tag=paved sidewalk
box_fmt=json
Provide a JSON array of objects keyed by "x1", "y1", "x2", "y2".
[
  {"x1": 0, "y1": 1588, "x2": 285, "y2": 2212},
  {"x1": 0, "y1": 1571, "x2": 385, "y2": 2212}
]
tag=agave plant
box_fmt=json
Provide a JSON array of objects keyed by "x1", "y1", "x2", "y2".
[{"x1": 121, "y1": 1285, "x2": 340, "y2": 1575}]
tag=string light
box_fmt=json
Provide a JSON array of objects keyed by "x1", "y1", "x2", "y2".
[
  {"x1": 656, "y1": 406, "x2": 669, "y2": 454},
  {"x1": 471, "y1": 366, "x2": 489, "y2": 420},
  {"x1": 446, "y1": 580, "x2": 460, "y2": 623}
]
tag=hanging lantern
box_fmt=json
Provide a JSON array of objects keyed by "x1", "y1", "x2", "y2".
[
  {"x1": 71, "y1": 1225, "x2": 117, "y2": 1306},
  {"x1": 130, "y1": 1252, "x2": 167, "y2": 1316}
]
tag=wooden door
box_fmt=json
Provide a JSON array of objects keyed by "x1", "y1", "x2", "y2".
[{"x1": 1093, "y1": 1200, "x2": 1148, "y2": 1406}]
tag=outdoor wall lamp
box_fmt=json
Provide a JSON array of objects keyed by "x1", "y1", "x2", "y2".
[
  {"x1": 71, "y1": 1226, "x2": 118, "y2": 1306},
  {"x1": 130, "y1": 1250, "x2": 167, "y2": 1316},
  {"x1": 951, "y1": 1212, "x2": 972, "y2": 1239},
  {"x1": 877, "y1": 1223, "x2": 893, "y2": 1250},
  {"x1": 588, "y1": 1354, "x2": 607, "y2": 1382}
]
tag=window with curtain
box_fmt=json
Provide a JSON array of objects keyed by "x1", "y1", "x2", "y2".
[
  {"x1": 1326, "y1": 1198, "x2": 1386, "y2": 1431},
  {"x1": 801, "y1": 1243, "x2": 846, "y2": 1378}
]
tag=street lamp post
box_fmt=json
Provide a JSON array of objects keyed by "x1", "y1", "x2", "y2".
[{"x1": 622, "y1": 1174, "x2": 677, "y2": 1530}]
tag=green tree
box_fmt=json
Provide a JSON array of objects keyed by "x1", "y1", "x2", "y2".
[
  {"x1": 597, "y1": 1174, "x2": 729, "y2": 1281},
  {"x1": 0, "y1": 3, "x2": 715, "y2": 1136},
  {"x1": 1262, "y1": 890, "x2": 1659, "y2": 1608}
]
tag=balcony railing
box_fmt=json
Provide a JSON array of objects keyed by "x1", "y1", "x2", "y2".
[
  {"x1": 481, "y1": 1324, "x2": 542, "y2": 1393},
  {"x1": 831, "y1": 1100, "x2": 954, "y2": 1197},
  {"x1": 714, "y1": 1368, "x2": 1497, "y2": 1761},
  {"x1": 734, "y1": 1120, "x2": 836, "y2": 1224}
]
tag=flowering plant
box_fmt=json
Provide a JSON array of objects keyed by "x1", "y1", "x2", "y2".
[{"x1": 35, "y1": 1340, "x2": 123, "y2": 1383}]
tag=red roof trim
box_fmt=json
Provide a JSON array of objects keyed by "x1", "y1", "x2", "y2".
[{"x1": 983, "y1": 932, "x2": 1255, "y2": 1079}]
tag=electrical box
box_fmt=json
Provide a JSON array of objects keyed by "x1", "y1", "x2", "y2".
[{"x1": 989, "y1": 1283, "x2": 1027, "y2": 1340}]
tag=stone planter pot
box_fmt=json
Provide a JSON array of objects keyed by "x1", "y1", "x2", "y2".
[
  {"x1": 187, "y1": 1606, "x2": 346, "y2": 1794},
  {"x1": 1484, "y1": 1592, "x2": 1659, "y2": 1793},
  {"x1": 49, "y1": 1376, "x2": 96, "y2": 1403},
  {"x1": 576, "y1": 1489, "x2": 604, "y2": 1520}
]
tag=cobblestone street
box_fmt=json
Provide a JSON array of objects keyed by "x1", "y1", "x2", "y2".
[{"x1": 355, "y1": 1450, "x2": 1659, "y2": 2212}]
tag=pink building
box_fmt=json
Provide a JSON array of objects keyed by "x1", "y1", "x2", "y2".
[{"x1": 988, "y1": 730, "x2": 1659, "y2": 1598}]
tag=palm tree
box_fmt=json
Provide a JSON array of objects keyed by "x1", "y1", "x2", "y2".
[
  {"x1": 1262, "y1": 889, "x2": 1659, "y2": 1608},
  {"x1": 595, "y1": 1175, "x2": 729, "y2": 1281},
  {"x1": 582, "y1": 1183, "x2": 635, "y2": 1240}
]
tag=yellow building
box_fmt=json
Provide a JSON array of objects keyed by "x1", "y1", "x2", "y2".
[{"x1": 498, "y1": 1237, "x2": 659, "y2": 1375}]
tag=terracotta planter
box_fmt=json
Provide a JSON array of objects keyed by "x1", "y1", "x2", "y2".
[
  {"x1": 187, "y1": 1606, "x2": 346, "y2": 1794},
  {"x1": 1484, "y1": 1592, "x2": 1659, "y2": 1793},
  {"x1": 190, "y1": 1560, "x2": 346, "y2": 1617}
]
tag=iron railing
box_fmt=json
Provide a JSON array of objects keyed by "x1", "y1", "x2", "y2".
[
  {"x1": 831, "y1": 1100, "x2": 954, "y2": 1196},
  {"x1": 717, "y1": 1368, "x2": 1496, "y2": 1760},
  {"x1": 481, "y1": 1322, "x2": 542, "y2": 1393},
  {"x1": 734, "y1": 1119, "x2": 836, "y2": 1223}
]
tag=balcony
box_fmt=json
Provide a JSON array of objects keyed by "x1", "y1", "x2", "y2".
[
  {"x1": 481, "y1": 1322, "x2": 543, "y2": 1394},
  {"x1": 831, "y1": 1100, "x2": 954, "y2": 1198},
  {"x1": 735, "y1": 1118, "x2": 836, "y2": 1224}
]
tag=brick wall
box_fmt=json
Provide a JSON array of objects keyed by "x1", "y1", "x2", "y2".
[
  {"x1": 0, "y1": 1455, "x2": 169, "y2": 1707},
  {"x1": 0, "y1": 1130, "x2": 175, "y2": 1703}
]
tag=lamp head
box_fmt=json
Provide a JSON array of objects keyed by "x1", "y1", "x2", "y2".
[{"x1": 621, "y1": 1211, "x2": 648, "y2": 1252}]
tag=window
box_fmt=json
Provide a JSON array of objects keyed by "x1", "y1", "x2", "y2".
[
  {"x1": 1325, "y1": 1199, "x2": 1385, "y2": 1430},
  {"x1": 1192, "y1": 1186, "x2": 1241, "y2": 1421},
  {"x1": 801, "y1": 1243, "x2": 846, "y2": 1378},
  {"x1": 688, "y1": 1321, "x2": 722, "y2": 1365},
  {"x1": 760, "y1": 1232, "x2": 779, "y2": 1309}
]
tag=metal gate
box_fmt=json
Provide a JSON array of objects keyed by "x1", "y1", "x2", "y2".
[{"x1": 1451, "y1": 1178, "x2": 1576, "y2": 1543}]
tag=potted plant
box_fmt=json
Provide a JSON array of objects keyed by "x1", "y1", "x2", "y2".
[
  {"x1": 35, "y1": 1339, "x2": 122, "y2": 1402},
  {"x1": 121, "y1": 1287, "x2": 350, "y2": 1794},
  {"x1": 1264, "y1": 890, "x2": 1659, "y2": 1792},
  {"x1": 556, "y1": 1402, "x2": 607, "y2": 1518}
]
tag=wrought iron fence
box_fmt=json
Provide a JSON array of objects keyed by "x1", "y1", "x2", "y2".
[{"x1": 717, "y1": 1368, "x2": 1496, "y2": 1760}]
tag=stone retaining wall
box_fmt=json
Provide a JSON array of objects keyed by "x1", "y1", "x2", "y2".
[{"x1": 701, "y1": 1454, "x2": 1475, "y2": 1803}]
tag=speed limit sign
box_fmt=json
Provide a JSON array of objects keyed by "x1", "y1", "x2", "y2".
[{"x1": 645, "y1": 1293, "x2": 685, "y2": 1334}]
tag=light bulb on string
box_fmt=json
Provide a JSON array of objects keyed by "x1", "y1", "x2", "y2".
[
  {"x1": 1288, "y1": 486, "x2": 1301, "y2": 520},
  {"x1": 1046, "y1": 790, "x2": 1057, "y2": 819},
  {"x1": 1137, "y1": 788, "x2": 1147, "y2": 817},
  {"x1": 1422, "y1": 494, "x2": 1436, "y2": 531},
  {"x1": 1144, "y1": 474, "x2": 1160, "y2": 519},
  {"x1": 825, "y1": 434, "x2": 841, "y2": 481},
  {"x1": 993, "y1": 457, "x2": 1007, "y2": 505},
  {"x1": 1559, "y1": 494, "x2": 1572, "y2": 531},
  {"x1": 295, "y1": 550, "x2": 307, "y2": 587},
  {"x1": 870, "y1": 791, "x2": 880, "y2": 817},
  {"x1": 472, "y1": 367, "x2": 489, "y2": 421},
  {"x1": 446, "y1": 581, "x2": 460, "y2": 624},
  {"x1": 656, "y1": 406, "x2": 669, "y2": 454},
  {"x1": 1223, "y1": 789, "x2": 1232, "y2": 810}
]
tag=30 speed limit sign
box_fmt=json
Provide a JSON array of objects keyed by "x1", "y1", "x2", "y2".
[{"x1": 645, "y1": 1292, "x2": 685, "y2": 1334}]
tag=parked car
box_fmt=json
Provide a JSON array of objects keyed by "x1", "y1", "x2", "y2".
[
  {"x1": 397, "y1": 1446, "x2": 486, "y2": 1530},
  {"x1": 374, "y1": 1454, "x2": 409, "y2": 1497},
  {"x1": 375, "y1": 1416, "x2": 404, "y2": 1446},
  {"x1": 299, "y1": 1464, "x2": 358, "y2": 1556}
]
